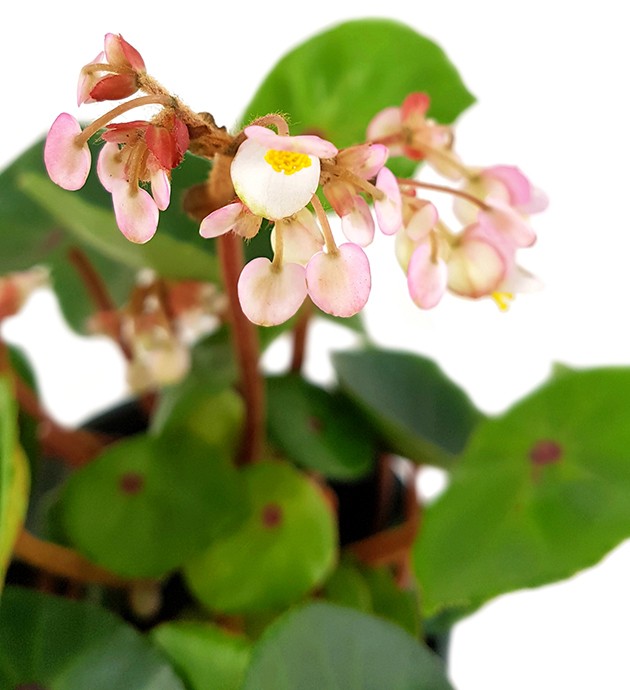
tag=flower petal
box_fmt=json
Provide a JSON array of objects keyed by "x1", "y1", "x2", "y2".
[
  {"x1": 97, "y1": 142, "x2": 127, "y2": 191},
  {"x1": 341, "y1": 197, "x2": 375, "y2": 247},
  {"x1": 244, "y1": 125, "x2": 337, "y2": 158},
  {"x1": 271, "y1": 209, "x2": 324, "y2": 265},
  {"x1": 111, "y1": 182, "x2": 159, "y2": 244},
  {"x1": 150, "y1": 169, "x2": 171, "y2": 211},
  {"x1": 44, "y1": 113, "x2": 91, "y2": 191},
  {"x1": 406, "y1": 242, "x2": 447, "y2": 309},
  {"x1": 306, "y1": 243, "x2": 371, "y2": 317},
  {"x1": 447, "y1": 238, "x2": 506, "y2": 298},
  {"x1": 405, "y1": 201, "x2": 438, "y2": 242},
  {"x1": 374, "y1": 167, "x2": 402, "y2": 235},
  {"x1": 238, "y1": 258, "x2": 307, "y2": 326},
  {"x1": 199, "y1": 202, "x2": 245, "y2": 238},
  {"x1": 231, "y1": 139, "x2": 320, "y2": 220}
]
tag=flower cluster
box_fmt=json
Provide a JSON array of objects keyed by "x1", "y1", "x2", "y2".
[{"x1": 45, "y1": 34, "x2": 546, "y2": 328}]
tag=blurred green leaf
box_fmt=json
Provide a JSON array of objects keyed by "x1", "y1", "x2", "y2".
[
  {"x1": 323, "y1": 558, "x2": 374, "y2": 612},
  {"x1": 363, "y1": 565, "x2": 421, "y2": 638},
  {"x1": 0, "y1": 377, "x2": 29, "y2": 590},
  {"x1": 266, "y1": 374, "x2": 376, "y2": 479},
  {"x1": 184, "y1": 461, "x2": 336, "y2": 613},
  {"x1": 60, "y1": 433, "x2": 246, "y2": 578},
  {"x1": 415, "y1": 367, "x2": 630, "y2": 617},
  {"x1": 242, "y1": 602, "x2": 453, "y2": 690},
  {"x1": 242, "y1": 18, "x2": 474, "y2": 177},
  {"x1": 333, "y1": 348, "x2": 483, "y2": 468},
  {"x1": 20, "y1": 172, "x2": 218, "y2": 282},
  {"x1": 151, "y1": 621, "x2": 251, "y2": 690},
  {"x1": 0, "y1": 586, "x2": 185, "y2": 690}
]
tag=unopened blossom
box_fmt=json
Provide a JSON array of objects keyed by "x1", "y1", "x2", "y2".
[
  {"x1": 367, "y1": 92, "x2": 463, "y2": 180},
  {"x1": 0, "y1": 267, "x2": 48, "y2": 320},
  {"x1": 77, "y1": 33, "x2": 146, "y2": 106},
  {"x1": 322, "y1": 143, "x2": 401, "y2": 245}
]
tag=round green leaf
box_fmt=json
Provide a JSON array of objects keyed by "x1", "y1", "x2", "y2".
[
  {"x1": 151, "y1": 621, "x2": 251, "y2": 690},
  {"x1": 334, "y1": 348, "x2": 483, "y2": 467},
  {"x1": 242, "y1": 602, "x2": 453, "y2": 690},
  {"x1": 266, "y1": 374, "x2": 375, "y2": 479},
  {"x1": 60, "y1": 434, "x2": 246, "y2": 577},
  {"x1": 415, "y1": 367, "x2": 630, "y2": 617},
  {"x1": 0, "y1": 586, "x2": 185, "y2": 690},
  {"x1": 184, "y1": 461, "x2": 336, "y2": 613},
  {"x1": 241, "y1": 19, "x2": 474, "y2": 150}
]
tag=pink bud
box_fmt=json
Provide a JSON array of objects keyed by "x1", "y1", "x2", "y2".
[{"x1": 111, "y1": 182, "x2": 159, "y2": 244}]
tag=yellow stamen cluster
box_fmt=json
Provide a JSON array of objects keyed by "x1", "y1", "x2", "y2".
[
  {"x1": 264, "y1": 149, "x2": 312, "y2": 175},
  {"x1": 492, "y1": 291, "x2": 514, "y2": 312}
]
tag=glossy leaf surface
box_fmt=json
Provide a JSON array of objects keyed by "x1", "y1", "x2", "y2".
[
  {"x1": 415, "y1": 367, "x2": 630, "y2": 617},
  {"x1": 242, "y1": 602, "x2": 453, "y2": 690},
  {"x1": 0, "y1": 587, "x2": 185, "y2": 690},
  {"x1": 334, "y1": 348, "x2": 483, "y2": 468}
]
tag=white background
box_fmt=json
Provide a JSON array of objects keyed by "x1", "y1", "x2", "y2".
[{"x1": 2, "y1": 1, "x2": 629, "y2": 687}]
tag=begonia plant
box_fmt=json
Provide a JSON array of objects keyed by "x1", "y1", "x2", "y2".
[{"x1": 0, "y1": 18, "x2": 628, "y2": 690}]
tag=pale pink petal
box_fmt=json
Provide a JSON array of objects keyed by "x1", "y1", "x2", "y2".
[
  {"x1": 394, "y1": 229, "x2": 417, "y2": 272},
  {"x1": 323, "y1": 180, "x2": 355, "y2": 218},
  {"x1": 237, "y1": 258, "x2": 307, "y2": 326},
  {"x1": 374, "y1": 167, "x2": 402, "y2": 235},
  {"x1": 306, "y1": 243, "x2": 371, "y2": 317},
  {"x1": 501, "y1": 265, "x2": 543, "y2": 294},
  {"x1": 199, "y1": 202, "x2": 245, "y2": 239},
  {"x1": 150, "y1": 169, "x2": 171, "y2": 211},
  {"x1": 447, "y1": 239, "x2": 506, "y2": 298},
  {"x1": 44, "y1": 113, "x2": 91, "y2": 191},
  {"x1": 479, "y1": 200, "x2": 536, "y2": 248},
  {"x1": 407, "y1": 242, "x2": 447, "y2": 309},
  {"x1": 405, "y1": 201, "x2": 438, "y2": 242},
  {"x1": 367, "y1": 106, "x2": 402, "y2": 146},
  {"x1": 271, "y1": 209, "x2": 324, "y2": 265},
  {"x1": 341, "y1": 197, "x2": 375, "y2": 247},
  {"x1": 244, "y1": 125, "x2": 338, "y2": 158},
  {"x1": 337, "y1": 143, "x2": 388, "y2": 179},
  {"x1": 111, "y1": 182, "x2": 159, "y2": 244},
  {"x1": 97, "y1": 142, "x2": 127, "y2": 192}
]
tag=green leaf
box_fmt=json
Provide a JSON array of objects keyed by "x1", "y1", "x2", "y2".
[
  {"x1": 0, "y1": 377, "x2": 29, "y2": 590},
  {"x1": 323, "y1": 559, "x2": 373, "y2": 613},
  {"x1": 151, "y1": 621, "x2": 251, "y2": 690},
  {"x1": 241, "y1": 18, "x2": 474, "y2": 176},
  {"x1": 242, "y1": 602, "x2": 453, "y2": 690},
  {"x1": 20, "y1": 172, "x2": 218, "y2": 282},
  {"x1": 266, "y1": 374, "x2": 376, "y2": 479},
  {"x1": 333, "y1": 348, "x2": 483, "y2": 468},
  {"x1": 0, "y1": 586, "x2": 185, "y2": 690},
  {"x1": 363, "y1": 566, "x2": 421, "y2": 638},
  {"x1": 415, "y1": 367, "x2": 630, "y2": 617},
  {"x1": 184, "y1": 461, "x2": 336, "y2": 613},
  {"x1": 59, "y1": 433, "x2": 246, "y2": 578}
]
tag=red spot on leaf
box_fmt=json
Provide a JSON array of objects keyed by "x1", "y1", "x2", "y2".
[
  {"x1": 307, "y1": 416, "x2": 323, "y2": 433},
  {"x1": 529, "y1": 439, "x2": 563, "y2": 466},
  {"x1": 261, "y1": 503, "x2": 283, "y2": 529},
  {"x1": 119, "y1": 472, "x2": 145, "y2": 495}
]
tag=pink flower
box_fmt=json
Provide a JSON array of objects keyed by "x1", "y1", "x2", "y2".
[
  {"x1": 367, "y1": 92, "x2": 463, "y2": 179},
  {"x1": 97, "y1": 114, "x2": 189, "y2": 242},
  {"x1": 77, "y1": 33, "x2": 146, "y2": 106},
  {"x1": 44, "y1": 113, "x2": 91, "y2": 191}
]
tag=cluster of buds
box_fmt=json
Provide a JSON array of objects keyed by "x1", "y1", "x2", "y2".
[{"x1": 45, "y1": 33, "x2": 547, "y2": 329}]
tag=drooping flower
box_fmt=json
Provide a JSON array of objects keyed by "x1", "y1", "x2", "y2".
[
  {"x1": 77, "y1": 33, "x2": 146, "y2": 106},
  {"x1": 97, "y1": 114, "x2": 189, "y2": 242},
  {"x1": 367, "y1": 92, "x2": 463, "y2": 180}
]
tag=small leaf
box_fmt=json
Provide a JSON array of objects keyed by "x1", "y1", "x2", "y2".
[
  {"x1": 415, "y1": 367, "x2": 630, "y2": 617},
  {"x1": 0, "y1": 377, "x2": 29, "y2": 590},
  {"x1": 266, "y1": 374, "x2": 376, "y2": 479},
  {"x1": 184, "y1": 461, "x2": 336, "y2": 613},
  {"x1": 0, "y1": 586, "x2": 185, "y2": 690},
  {"x1": 151, "y1": 621, "x2": 251, "y2": 690},
  {"x1": 333, "y1": 348, "x2": 483, "y2": 468},
  {"x1": 60, "y1": 433, "x2": 246, "y2": 578},
  {"x1": 241, "y1": 19, "x2": 474, "y2": 157},
  {"x1": 241, "y1": 602, "x2": 453, "y2": 690}
]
